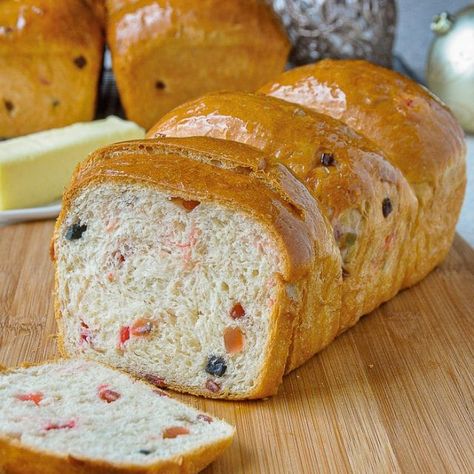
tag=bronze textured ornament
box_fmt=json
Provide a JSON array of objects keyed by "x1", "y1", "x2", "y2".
[
  {"x1": 427, "y1": 6, "x2": 474, "y2": 134},
  {"x1": 270, "y1": 0, "x2": 397, "y2": 67}
]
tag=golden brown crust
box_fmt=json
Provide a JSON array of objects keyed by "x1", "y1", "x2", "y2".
[
  {"x1": 105, "y1": 0, "x2": 289, "y2": 128},
  {"x1": 148, "y1": 92, "x2": 418, "y2": 341},
  {"x1": 0, "y1": 435, "x2": 233, "y2": 473},
  {"x1": 259, "y1": 59, "x2": 467, "y2": 287},
  {"x1": 0, "y1": 361, "x2": 234, "y2": 473},
  {"x1": 0, "y1": 0, "x2": 104, "y2": 137},
  {"x1": 53, "y1": 137, "x2": 341, "y2": 398}
]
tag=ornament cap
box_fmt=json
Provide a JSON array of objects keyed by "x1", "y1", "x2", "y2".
[{"x1": 431, "y1": 12, "x2": 455, "y2": 35}]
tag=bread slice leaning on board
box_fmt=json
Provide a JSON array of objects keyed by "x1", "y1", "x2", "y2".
[
  {"x1": 148, "y1": 91, "x2": 419, "y2": 340},
  {"x1": 0, "y1": 359, "x2": 234, "y2": 474},
  {"x1": 258, "y1": 59, "x2": 467, "y2": 288},
  {"x1": 52, "y1": 137, "x2": 342, "y2": 399}
]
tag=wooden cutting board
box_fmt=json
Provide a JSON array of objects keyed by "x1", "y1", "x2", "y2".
[{"x1": 1, "y1": 221, "x2": 473, "y2": 473}]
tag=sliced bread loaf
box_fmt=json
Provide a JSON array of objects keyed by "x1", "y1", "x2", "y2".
[
  {"x1": 0, "y1": 359, "x2": 234, "y2": 474},
  {"x1": 52, "y1": 137, "x2": 342, "y2": 399}
]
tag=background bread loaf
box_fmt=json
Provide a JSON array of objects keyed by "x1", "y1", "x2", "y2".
[
  {"x1": 0, "y1": 0, "x2": 104, "y2": 138},
  {"x1": 105, "y1": 0, "x2": 290, "y2": 129}
]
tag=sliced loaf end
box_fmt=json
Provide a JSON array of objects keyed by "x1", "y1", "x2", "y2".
[{"x1": 52, "y1": 140, "x2": 321, "y2": 399}]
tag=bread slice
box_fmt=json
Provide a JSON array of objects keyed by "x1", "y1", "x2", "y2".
[
  {"x1": 52, "y1": 137, "x2": 342, "y2": 399},
  {"x1": 148, "y1": 91, "x2": 419, "y2": 340},
  {"x1": 0, "y1": 359, "x2": 234, "y2": 474}
]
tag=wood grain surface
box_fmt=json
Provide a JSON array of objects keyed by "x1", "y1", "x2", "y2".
[{"x1": 0, "y1": 221, "x2": 473, "y2": 474}]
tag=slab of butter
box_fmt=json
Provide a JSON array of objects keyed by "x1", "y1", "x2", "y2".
[{"x1": 0, "y1": 116, "x2": 145, "y2": 211}]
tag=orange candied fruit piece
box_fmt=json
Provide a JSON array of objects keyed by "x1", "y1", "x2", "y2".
[
  {"x1": 170, "y1": 197, "x2": 200, "y2": 212},
  {"x1": 163, "y1": 426, "x2": 190, "y2": 439},
  {"x1": 224, "y1": 327, "x2": 245, "y2": 355},
  {"x1": 16, "y1": 392, "x2": 43, "y2": 406}
]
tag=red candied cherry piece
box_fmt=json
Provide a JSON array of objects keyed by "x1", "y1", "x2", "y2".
[
  {"x1": 230, "y1": 303, "x2": 245, "y2": 320},
  {"x1": 80, "y1": 321, "x2": 91, "y2": 344},
  {"x1": 98, "y1": 385, "x2": 121, "y2": 403},
  {"x1": 197, "y1": 414, "x2": 213, "y2": 423},
  {"x1": 130, "y1": 318, "x2": 153, "y2": 336},
  {"x1": 112, "y1": 250, "x2": 125, "y2": 264},
  {"x1": 119, "y1": 326, "x2": 130, "y2": 345},
  {"x1": 44, "y1": 419, "x2": 76, "y2": 431},
  {"x1": 145, "y1": 374, "x2": 167, "y2": 388},
  {"x1": 205, "y1": 379, "x2": 221, "y2": 393},
  {"x1": 162, "y1": 426, "x2": 190, "y2": 439},
  {"x1": 16, "y1": 392, "x2": 43, "y2": 406}
]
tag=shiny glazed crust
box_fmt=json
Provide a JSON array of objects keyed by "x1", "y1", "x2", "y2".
[
  {"x1": 52, "y1": 137, "x2": 342, "y2": 397},
  {"x1": 0, "y1": 363, "x2": 234, "y2": 474},
  {"x1": 148, "y1": 92, "x2": 419, "y2": 344},
  {"x1": 0, "y1": 0, "x2": 104, "y2": 138},
  {"x1": 106, "y1": 0, "x2": 289, "y2": 129},
  {"x1": 259, "y1": 59, "x2": 467, "y2": 287}
]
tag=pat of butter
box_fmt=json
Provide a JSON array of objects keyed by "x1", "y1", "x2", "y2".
[{"x1": 0, "y1": 116, "x2": 145, "y2": 211}]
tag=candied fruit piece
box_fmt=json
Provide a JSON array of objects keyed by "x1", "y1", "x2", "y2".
[
  {"x1": 65, "y1": 223, "x2": 87, "y2": 241},
  {"x1": 16, "y1": 392, "x2": 43, "y2": 406},
  {"x1": 98, "y1": 385, "x2": 121, "y2": 403},
  {"x1": 44, "y1": 420, "x2": 76, "y2": 431},
  {"x1": 163, "y1": 426, "x2": 190, "y2": 439},
  {"x1": 205, "y1": 356, "x2": 227, "y2": 377},
  {"x1": 119, "y1": 326, "x2": 130, "y2": 345},
  {"x1": 170, "y1": 197, "x2": 200, "y2": 212},
  {"x1": 131, "y1": 318, "x2": 153, "y2": 336},
  {"x1": 197, "y1": 414, "x2": 213, "y2": 423},
  {"x1": 382, "y1": 198, "x2": 393, "y2": 218},
  {"x1": 320, "y1": 152, "x2": 336, "y2": 167},
  {"x1": 224, "y1": 327, "x2": 245, "y2": 355},
  {"x1": 230, "y1": 303, "x2": 245, "y2": 320},
  {"x1": 145, "y1": 374, "x2": 167, "y2": 388},
  {"x1": 205, "y1": 379, "x2": 221, "y2": 393},
  {"x1": 112, "y1": 250, "x2": 125, "y2": 264}
]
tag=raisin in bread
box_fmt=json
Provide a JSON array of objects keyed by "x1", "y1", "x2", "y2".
[
  {"x1": 258, "y1": 59, "x2": 467, "y2": 287},
  {"x1": 0, "y1": 0, "x2": 104, "y2": 138},
  {"x1": 52, "y1": 137, "x2": 342, "y2": 399},
  {"x1": 148, "y1": 91, "x2": 418, "y2": 339},
  {"x1": 105, "y1": 0, "x2": 289, "y2": 129},
  {"x1": 0, "y1": 359, "x2": 234, "y2": 474}
]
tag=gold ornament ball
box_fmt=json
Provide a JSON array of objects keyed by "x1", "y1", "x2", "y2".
[{"x1": 427, "y1": 6, "x2": 474, "y2": 134}]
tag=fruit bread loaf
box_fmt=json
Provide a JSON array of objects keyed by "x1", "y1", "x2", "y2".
[
  {"x1": 148, "y1": 91, "x2": 419, "y2": 345},
  {"x1": 52, "y1": 137, "x2": 342, "y2": 399},
  {"x1": 258, "y1": 59, "x2": 467, "y2": 287},
  {"x1": 0, "y1": 0, "x2": 104, "y2": 138},
  {"x1": 105, "y1": 0, "x2": 290, "y2": 129},
  {"x1": 0, "y1": 359, "x2": 234, "y2": 473}
]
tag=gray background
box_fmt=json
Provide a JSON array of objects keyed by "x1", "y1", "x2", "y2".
[
  {"x1": 394, "y1": 0, "x2": 473, "y2": 245},
  {"x1": 395, "y1": 0, "x2": 470, "y2": 80}
]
